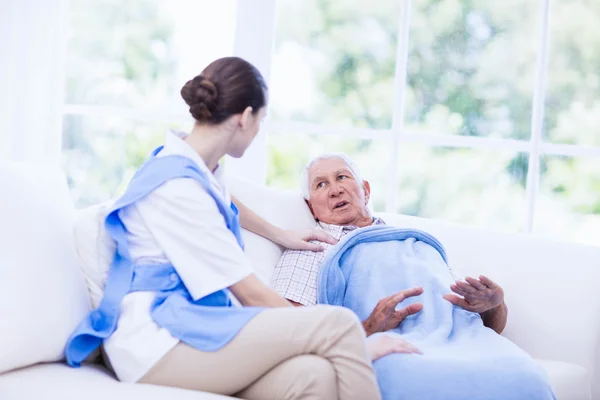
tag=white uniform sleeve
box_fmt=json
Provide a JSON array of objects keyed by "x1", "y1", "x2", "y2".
[{"x1": 134, "y1": 178, "x2": 254, "y2": 300}]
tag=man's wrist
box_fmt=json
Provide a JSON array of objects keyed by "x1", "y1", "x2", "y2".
[
  {"x1": 480, "y1": 301, "x2": 507, "y2": 334},
  {"x1": 482, "y1": 301, "x2": 506, "y2": 316},
  {"x1": 362, "y1": 320, "x2": 374, "y2": 336}
]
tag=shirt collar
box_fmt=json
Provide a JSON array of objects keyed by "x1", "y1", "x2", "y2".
[
  {"x1": 317, "y1": 217, "x2": 386, "y2": 240},
  {"x1": 161, "y1": 130, "x2": 224, "y2": 187}
]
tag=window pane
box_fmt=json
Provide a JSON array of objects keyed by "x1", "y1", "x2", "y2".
[
  {"x1": 544, "y1": 0, "x2": 600, "y2": 146},
  {"x1": 405, "y1": 0, "x2": 538, "y2": 139},
  {"x1": 66, "y1": 0, "x2": 237, "y2": 112},
  {"x1": 396, "y1": 145, "x2": 528, "y2": 232},
  {"x1": 267, "y1": 134, "x2": 390, "y2": 211},
  {"x1": 270, "y1": 0, "x2": 401, "y2": 129},
  {"x1": 536, "y1": 155, "x2": 600, "y2": 246},
  {"x1": 62, "y1": 115, "x2": 190, "y2": 206}
]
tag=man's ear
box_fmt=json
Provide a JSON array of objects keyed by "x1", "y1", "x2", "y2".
[
  {"x1": 362, "y1": 180, "x2": 371, "y2": 205},
  {"x1": 305, "y1": 199, "x2": 318, "y2": 221},
  {"x1": 238, "y1": 106, "x2": 254, "y2": 129}
]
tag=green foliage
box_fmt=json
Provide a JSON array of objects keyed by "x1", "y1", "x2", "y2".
[{"x1": 66, "y1": 0, "x2": 177, "y2": 107}]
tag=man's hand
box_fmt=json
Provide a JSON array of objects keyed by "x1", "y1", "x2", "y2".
[
  {"x1": 443, "y1": 275, "x2": 504, "y2": 314},
  {"x1": 367, "y1": 333, "x2": 422, "y2": 361},
  {"x1": 362, "y1": 287, "x2": 424, "y2": 336}
]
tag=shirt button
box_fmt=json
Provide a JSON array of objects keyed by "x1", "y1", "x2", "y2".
[{"x1": 169, "y1": 273, "x2": 178, "y2": 283}]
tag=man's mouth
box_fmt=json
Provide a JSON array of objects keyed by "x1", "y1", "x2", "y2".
[{"x1": 333, "y1": 201, "x2": 349, "y2": 210}]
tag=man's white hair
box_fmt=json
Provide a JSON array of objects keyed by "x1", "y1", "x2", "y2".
[{"x1": 301, "y1": 152, "x2": 363, "y2": 200}]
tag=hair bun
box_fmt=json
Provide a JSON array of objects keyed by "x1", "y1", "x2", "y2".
[{"x1": 181, "y1": 75, "x2": 218, "y2": 121}]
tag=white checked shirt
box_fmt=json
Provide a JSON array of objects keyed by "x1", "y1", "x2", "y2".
[{"x1": 270, "y1": 218, "x2": 386, "y2": 306}]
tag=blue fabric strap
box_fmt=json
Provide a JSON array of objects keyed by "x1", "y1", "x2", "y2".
[{"x1": 65, "y1": 151, "x2": 247, "y2": 367}]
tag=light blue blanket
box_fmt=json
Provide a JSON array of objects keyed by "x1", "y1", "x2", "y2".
[{"x1": 317, "y1": 226, "x2": 556, "y2": 400}]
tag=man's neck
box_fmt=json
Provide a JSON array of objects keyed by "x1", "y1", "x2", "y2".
[
  {"x1": 354, "y1": 214, "x2": 375, "y2": 228},
  {"x1": 321, "y1": 214, "x2": 374, "y2": 228}
]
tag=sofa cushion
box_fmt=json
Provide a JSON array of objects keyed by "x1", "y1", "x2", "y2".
[
  {"x1": 0, "y1": 162, "x2": 91, "y2": 373},
  {"x1": 226, "y1": 176, "x2": 316, "y2": 282},
  {"x1": 0, "y1": 359, "x2": 587, "y2": 400},
  {"x1": 0, "y1": 363, "x2": 234, "y2": 400},
  {"x1": 536, "y1": 359, "x2": 591, "y2": 400},
  {"x1": 73, "y1": 203, "x2": 114, "y2": 309}
]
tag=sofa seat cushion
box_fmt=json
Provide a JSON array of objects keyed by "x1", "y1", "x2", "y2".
[
  {"x1": 536, "y1": 359, "x2": 590, "y2": 400},
  {"x1": 0, "y1": 363, "x2": 234, "y2": 400},
  {"x1": 0, "y1": 359, "x2": 589, "y2": 400}
]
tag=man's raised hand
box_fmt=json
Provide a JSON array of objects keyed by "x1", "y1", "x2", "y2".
[
  {"x1": 443, "y1": 275, "x2": 504, "y2": 314},
  {"x1": 362, "y1": 287, "x2": 424, "y2": 336}
]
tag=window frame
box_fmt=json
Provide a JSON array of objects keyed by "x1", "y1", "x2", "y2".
[{"x1": 61, "y1": 0, "x2": 600, "y2": 237}]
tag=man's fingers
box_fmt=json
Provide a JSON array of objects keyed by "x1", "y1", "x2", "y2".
[
  {"x1": 452, "y1": 284, "x2": 482, "y2": 300},
  {"x1": 305, "y1": 229, "x2": 338, "y2": 245},
  {"x1": 465, "y1": 277, "x2": 486, "y2": 291},
  {"x1": 443, "y1": 294, "x2": 469, "y2": 309},
  {"x1": 479, "y1": 275, "x2": 497, "y2": 289},
  {"x1": 450, "y1": 284, "x2": 469, "y2": 298},
  {"x1": 455, "y1": 280, "x2": 477, "y2": 294},
  {"x1": 388, "y1": 287, "x2": 424, "y2": 306},
  {"x1": 395, "y1": 302, "x2": 423, "y2": 320}
]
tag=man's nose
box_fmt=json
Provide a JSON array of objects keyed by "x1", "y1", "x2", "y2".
[{"x1": 329, "y1": 183, "x2": 345, "y2": 197}]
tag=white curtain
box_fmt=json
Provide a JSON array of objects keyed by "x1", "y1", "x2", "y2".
[
  {"x1": 0, "y1": 0, "x2": 68, "y2": 164},
  {"x1": 225, "y1": 0, "x2": 275, "y2": 185}
]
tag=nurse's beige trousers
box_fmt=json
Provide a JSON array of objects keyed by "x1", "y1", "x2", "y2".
[{"x1": 139, "y1": 305, "x2": 382, "y2": 400}]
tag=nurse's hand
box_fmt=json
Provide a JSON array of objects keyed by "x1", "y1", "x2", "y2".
[
  {"x1": 274, "y1": 228, "x2": 338, "y2": 252},
  {"x1": 367, "y1": 333, "x2": 422, "y2": 361}
]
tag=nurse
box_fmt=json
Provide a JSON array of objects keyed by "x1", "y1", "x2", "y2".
[{"x1": 65, "y1": 57, "x2": 382, "y2": 400}]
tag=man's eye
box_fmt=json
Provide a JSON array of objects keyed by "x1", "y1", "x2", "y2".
[
  {"x1": 338, "y1": 175, "x2": 348, "y2": 180},
  {"x1": 317, "y1": 182, "x2": 326, "y2": 189}
]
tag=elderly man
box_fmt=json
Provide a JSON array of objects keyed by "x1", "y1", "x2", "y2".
[
  {"x1": 270, "y1": 153, "x2": 555, "y2": 400},
  {"x1": 271, "y1": 153, "x2": 507, "y2": 336}
]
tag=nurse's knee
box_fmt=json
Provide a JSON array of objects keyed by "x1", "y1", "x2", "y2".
[
  {"x1": 315, "y1": 305, "x2": 363, "y2": 332},
  {"x1": 287, "y1": 355, "x2": 337, "y2": 400}
]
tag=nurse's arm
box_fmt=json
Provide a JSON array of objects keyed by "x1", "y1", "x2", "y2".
[
  {"x1": 230, "y1": 274, "x2": 292, "y2": 308},
  {"x1": 232, "y1": 196, "x2": 337, "y2": 251}
]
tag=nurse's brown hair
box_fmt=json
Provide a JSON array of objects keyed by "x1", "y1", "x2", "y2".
[{"x1": 180, "y1": 57, "x2": 267, "y2": 124}]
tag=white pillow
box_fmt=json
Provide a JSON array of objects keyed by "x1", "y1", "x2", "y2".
[
  {"x1": 71, "y1": 203, "x2": 119, "y2": 366},
  {"x1": 227, "y1": 176, "x2": 317, "y2": 282},
  {"x1": 73, "y1": 204, "x2": 115, "y2": 309},
  {"x1": 0, "y1": 162, "x2": 91, "y2": 373}
]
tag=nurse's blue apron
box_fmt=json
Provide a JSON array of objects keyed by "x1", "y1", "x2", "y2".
[{"x1": 65, "y1": 147, "x2": 264, "y2": 368}]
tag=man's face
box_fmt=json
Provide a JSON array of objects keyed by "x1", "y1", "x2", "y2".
[{"x1": 307, "y1": 157, "x2": 371, "y2": 226}]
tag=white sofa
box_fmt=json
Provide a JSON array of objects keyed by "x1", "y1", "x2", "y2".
[{"x1": 1, "y1": 163, "x2": 599, "y2": 400}]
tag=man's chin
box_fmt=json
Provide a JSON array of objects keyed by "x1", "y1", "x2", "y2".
[{"x1": 326, "y1": 215, "x2": 357, "y2": 226}]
